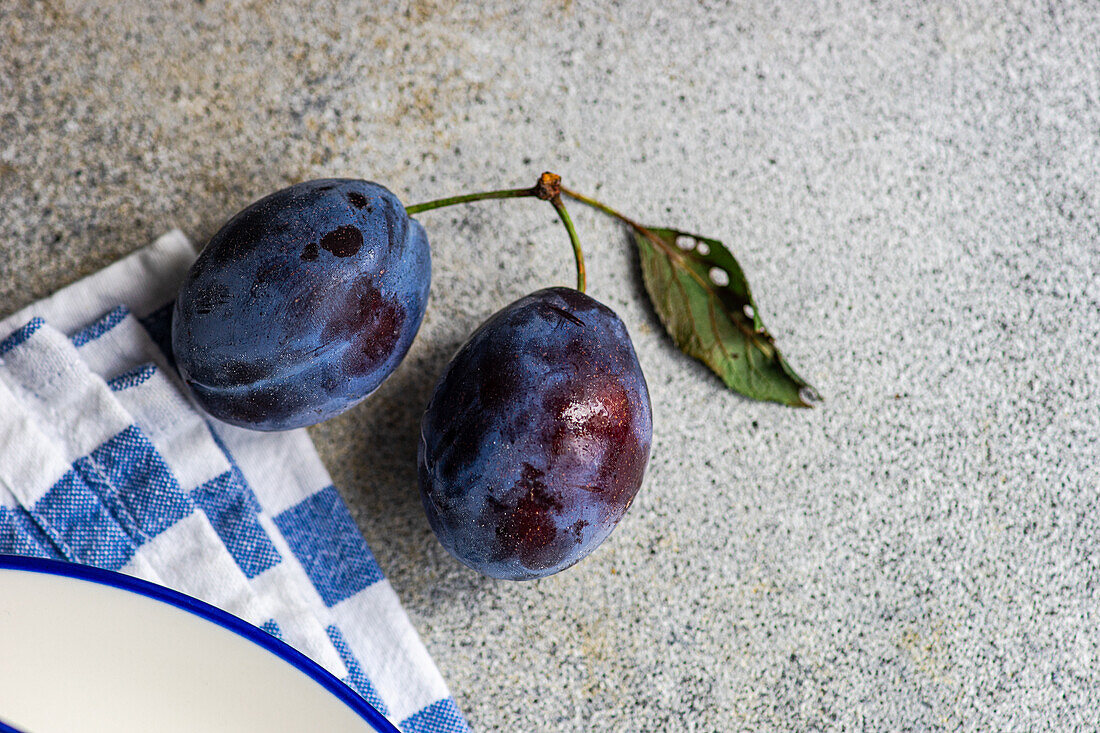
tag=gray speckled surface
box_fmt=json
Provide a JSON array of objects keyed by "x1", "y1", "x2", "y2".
[{"x1": 3, "y1": 1, "x2": 1099, "y2": 730}]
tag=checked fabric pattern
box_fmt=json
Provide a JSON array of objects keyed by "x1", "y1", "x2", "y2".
[{"x1": 0, "y1": 231, "x2": 470, "y2": 733}]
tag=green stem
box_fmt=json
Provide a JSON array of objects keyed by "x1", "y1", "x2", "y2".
[
  {"x1": 404, "y1": 186, "x2": 536, "y2": 215},
  {"x1": 560, "y1": 186, "x2": 641, "y2": 230},
  {"x1": 405, "y1": 173, "x2": 588, "y2": 293},
  {"x1": 549, "y1": 195, "x2": 585, "y2": 293}
]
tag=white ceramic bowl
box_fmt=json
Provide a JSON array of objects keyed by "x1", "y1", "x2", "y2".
[{"x1": 0, "y1": 556, "x2": 396, "y2": 733}]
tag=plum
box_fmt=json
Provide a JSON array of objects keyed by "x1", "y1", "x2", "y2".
[
  {"x1": 172, "y1": 179, "x2": 430, "y2": 430},
  {"x1": 418, "y1": 287, "x2": 652, "y2": 580}
]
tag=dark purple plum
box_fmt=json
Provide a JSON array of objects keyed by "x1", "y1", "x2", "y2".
[
  {"x1": 418, "y1": 287, "x2": 652, "y2": 580},
  {"x1": 172, "y1": 179, "x2": 430, "y2": 431}
]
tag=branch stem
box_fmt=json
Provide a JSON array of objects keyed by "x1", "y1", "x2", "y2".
[
  {"x1": 560, "y1": 186, "x2": 642, "y2": 230},
  {"x1": 405, "y1": 172, "x2": 587, "y2": 292}
]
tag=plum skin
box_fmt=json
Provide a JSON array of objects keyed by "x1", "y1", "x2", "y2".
[
  {"x1": 418, "y1": 287, "x2": 653, "y2": 580},
  {"x1": 172, "y1": 178, "x2": 430, "y2": 431}
]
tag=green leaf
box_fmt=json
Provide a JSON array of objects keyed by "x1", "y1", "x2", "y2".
[{"x1": 632, "y1": 226, "x2": 818, "y2": 407}]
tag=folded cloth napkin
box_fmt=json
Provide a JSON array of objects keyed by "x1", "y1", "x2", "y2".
[{"x1": 0, "y1": 231, "x2": 470, "y2": 733}]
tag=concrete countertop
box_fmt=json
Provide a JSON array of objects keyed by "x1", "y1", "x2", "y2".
[{"x1": 3, "y1": 2, "x2": 1098, "y2": 729}]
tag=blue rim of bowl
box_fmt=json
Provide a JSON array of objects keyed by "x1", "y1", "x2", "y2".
[{"x1": 0, "y1": 554, "x2": 398, "y2": 733}]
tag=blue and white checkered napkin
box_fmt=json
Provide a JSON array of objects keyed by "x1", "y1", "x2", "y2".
[{"x1": 0, "y1": 231, "x2": 469, "y2": 733}]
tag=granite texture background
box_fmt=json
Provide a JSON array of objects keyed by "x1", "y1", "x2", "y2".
[{"x1": 3, "y1": 1, "x2": 1099, "y2": 730}]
